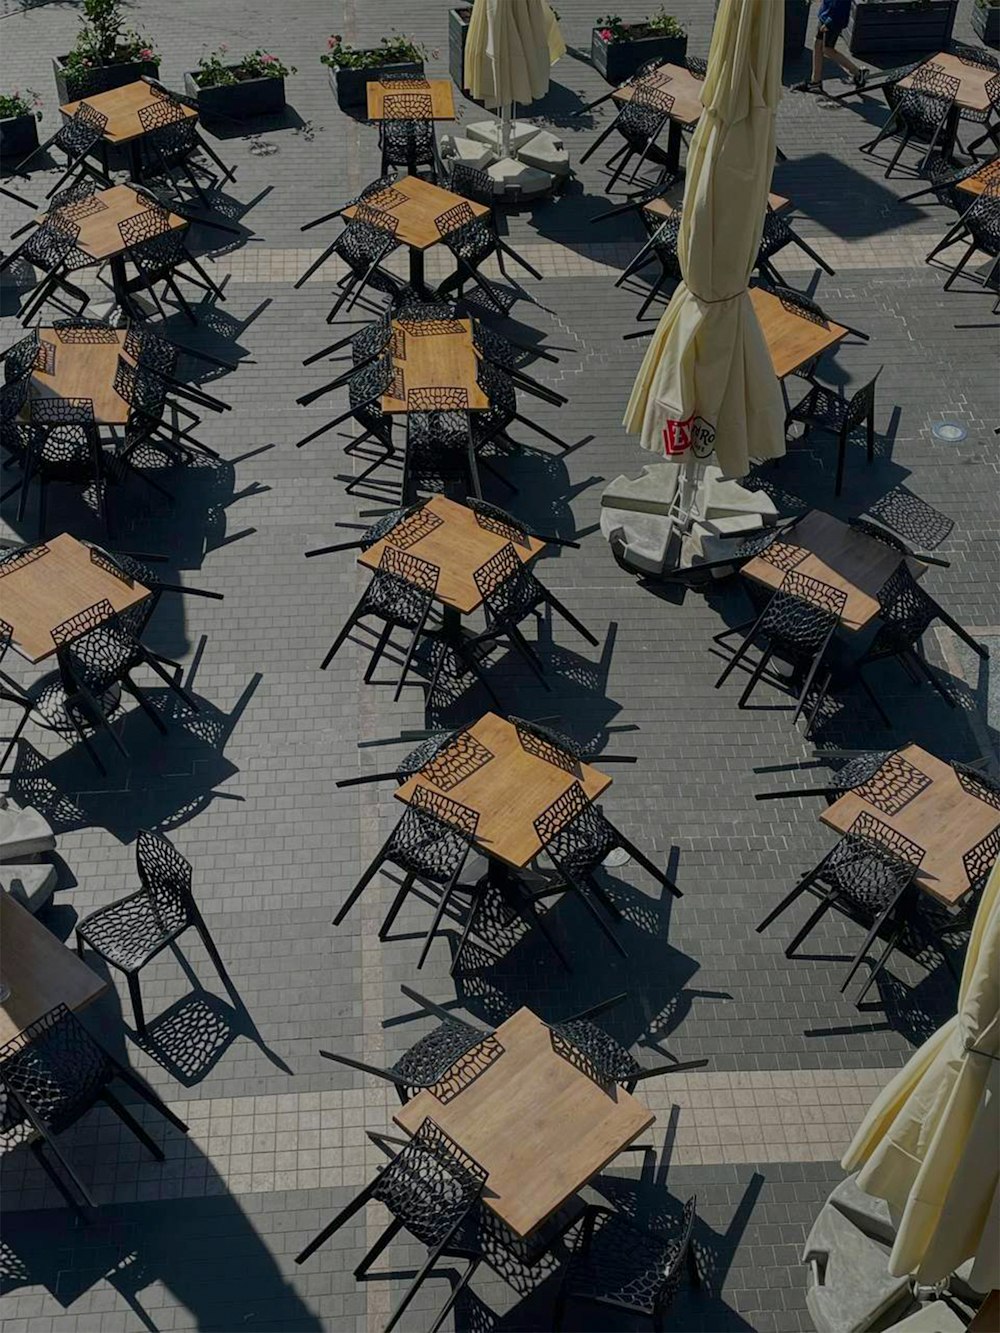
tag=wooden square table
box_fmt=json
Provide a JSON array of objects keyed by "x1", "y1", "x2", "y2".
[
  {"x1": 644, "y1": 191, "x2": 791, "y2": 223},
  {"x1": 382, "y1": 317, "x2": 489, "y2": 413},
  {"x1": 394, "y1": 1006, "x2": 654, "y2": 1237},
  {"x1": 821, "y1": 744, "x2": 1000, "y2": 904},
  {"x1": 0, "y1": 893, "x2": 108, "y2": 1046},
  {"x1": 342, "y1": 175, "x2": 491, "y2": 290},
  {"x1": 40, "y1": 184, "x2": 187, "y2": 317},
  {"x1": 25, "y1": 326, "x2": 133, "y2": 426},
  {"x1": 613, "y1": 63, "x2": 704, "y2": 173},
  {"x1": 61, "y1": 80, "x2": 198, "y2": 178},
  {"x1": 359, "y1": 494, "x2": 544, "y2": 617},
  {"x1": 741, "y1": 510, "x2": 927, "y2": 633},
  {"x1": 0, "y1": 532, "x2": 151, "y2": 663},
  {"x1": 395, "y1": 711, "x2": 612, "y2": 871},
  {"x1": 749, "y1": 285, "x2": 850, "y2": 381},
  {"x1": 957, "y1": 156, "x2": 1000, "y2": 199},
  {"x1": 366, "y1": 78, "x2": 456, "y2": 121}
]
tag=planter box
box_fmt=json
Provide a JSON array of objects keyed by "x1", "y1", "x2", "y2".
[
  {"x1": 591, "y1": 26, "x2": 688, "y2": 85},
  {"x1": 450, "y1": 7, "x2": 473, "y2": 91},
  {"x1": 53, "y1": 54, "x2": 159, "y2": 104},
  {"x1": 972, "y1": 3, "x2": 1000, "y2": 46},
  {"x1": 327, "y1": 60, "x2": 426, "y2": 111},
  {"x1": 846, "y1": 0, "x2": 958, "y2": 56},
  {"x1": 183, "y1": 68, "x2": 286, "y2": 119},
  {"x1": 784, "y1": 0, "x2": 812, "y2": 56},
  {"x1": 0, "y1": 112, "x2": 39, "y2": 165}
]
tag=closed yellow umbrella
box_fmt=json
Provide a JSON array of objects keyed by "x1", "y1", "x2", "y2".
[
  {"x1": 464, "y1": 0, "x2": 565, "y2": 154},
  {"x1": 842, "y1": 859, "x2": 1000, "y2": 1287},
  {"x1": 623, "y1": 0, "x2": 786, "y2": 480}
]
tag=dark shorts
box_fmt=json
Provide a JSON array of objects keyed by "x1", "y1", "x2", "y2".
[{"x1": 817, "y1": 21, "x2": 844, "y2": 47}]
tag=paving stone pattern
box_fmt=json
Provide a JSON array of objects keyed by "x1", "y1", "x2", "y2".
[{"x1": 0, "y1": 0, "x2": 997, "y2": 1330}]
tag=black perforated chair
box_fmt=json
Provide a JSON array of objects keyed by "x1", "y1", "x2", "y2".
[
  {"x1": 320, "y1": 206, "x2": 405, "y2": 323},
  {"x1": 3, "y1": 214, "x2": 95, "y2": 327},
  {"x1": 318, "y1": 985, "x2": 496, "y2": 1103},
  {"x1": 333, "y1": 785, "x2": 480, "y2": 970},
  {"x1": 1, "y1": 329, "x2": 40, "y2": 384},
  {"x1": 961, "y1": 70, "x2": 1000, "y2": 156},
  {"x1": 1, "y1": 396, "x2": 106, "y2": 537},
  {"x1": 403, "y1": 408, "x2": 480, "y2": 500},
  {"x1": 434, "y1": 200, "x2": 542, "y2": 315},
  {"x1": 785, "y1": 369, "x2": 882, "y2": 496},
  {"x1": 898, "y1": 153, "x2": 996, "y2": 210},
  {"x1": 379, "y1": 107, "x2": 440, "y2": 181},
  {"x1": 471, "y1": 321, "x2": 566, "y2": 405},
  {"x1": 930, "y1": 191, "x2": 1000, "y2": 309},
  {"x1": 295, "y1": 1117, "x2": 487, "y2": 1333},
  {"x1": 862, "y1": 75, "x2": 959, "y2": 177},
  {"x1": 852, "y1": 565, "x2": 987, "y2": 725},
  {"x1": 112, "y1": 355, "x2": 217, "y2": 481},
  {"x1": 554, "y1": 1196, "x2": 699, "y2": 1331},
  {"x1": 296, "y1": 348, "x2": 397, "y2": 459},
  {"x1": 296, "y1": 174, "x2": 400, "y2": 287},
  {"x1": 320, "y1": 544, "x2": 440, "y2": 699},
  {"x1": 118, "y1": 205, "x2": 225, "y2": 324},
  {"x1": 755, "y1": 747, "x2": 905, "y2": 802},
  {"x1": 714, "y1": 571, "x2": 847, "y2": 737},
  {"x1": 755, "y1": 209, "x2": 836, "y2": 287},
  {"x1": 472, "y1": 356, "x2": 577, "y2": 456},
  {"x1": 757, "y1": 812, "x2": 926, "y2": 1004},
  {"x1": 137, "y1": 97, "x2": 234, "y2": 205},
  {"x1": 532, "y1": 781, "x2": 682, "y2": 958},
  {"x1": 75, "y1": 830, "x2": 231, "y2": 1035},
  {"x1": 138, "y1": 77, "x2": 237, "y2": 184},
  {"x1": 0, "y1": 597, "x2": 197, "y2": 775},
  {"x1": 470, "y1": 541, "x2": 598, "y2": 688},
  {"x1": 448, "y1": 161, "x2": 495, "y2": 206},
  {"x1": 0, "y1": 1004, "x2": 189, "y2": 1215},
  {"x1": 15, "y1": 103, "x2": 112, "y2": 198},
  {"x1": 600, "y1": 88, "x2": 675, "y2": 193},
  {"x1": 123, "y1": 322, "x2": 230, "y2": 416},
  {"x1": 544, "y1": 992, "x2": 706, "y2": 1092}
]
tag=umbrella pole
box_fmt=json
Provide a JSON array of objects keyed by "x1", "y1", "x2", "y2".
[{"x1": 500, "y1": 102, "x2": 514, "y2": 158}]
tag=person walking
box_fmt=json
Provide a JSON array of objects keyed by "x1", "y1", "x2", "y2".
[{"x1": 792, "y1": 0, "x2": 868, "y2": 93}]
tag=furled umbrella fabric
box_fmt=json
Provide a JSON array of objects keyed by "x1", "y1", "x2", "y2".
[
  {"x1": 623, "y1": 0, "x2": 786, "y2": 479},
  {"x1": 842, "y1": 859, "x2": 1000, "y2": 1287},
  {"x1": 464, "y1": 0, "x2": 566, "y2": 111}
]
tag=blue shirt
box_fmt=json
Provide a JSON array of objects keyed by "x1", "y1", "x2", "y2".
[{"x1": 818, "y1": 0, "x2": 851, "y2": 26}]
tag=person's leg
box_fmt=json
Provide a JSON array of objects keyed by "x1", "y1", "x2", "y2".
[
  {"x1": 793, "y1": 26, "x2": 831, "y2": 91},
  {"x1": 823, "y1": 26, "x2": 867, "y2": 85}
]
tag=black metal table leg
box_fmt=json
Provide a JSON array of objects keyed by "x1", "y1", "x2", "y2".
[
  {"x1": 409, "y1": 246, "x2": 426, "y2": 292},
  {"x1": 665, "y1": 120, "x2": 684, "y2": 175}
]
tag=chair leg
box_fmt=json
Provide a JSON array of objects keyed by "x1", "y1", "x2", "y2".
[
  {"x1": 334, "y1": 842, "x2": 393, "y2": 926},
  {"x1": 757, "y1": 868, "x2": 819, "y2": 932},
  {"x1": 835, "y1": 428, "x2": 848, "y2": 497},
  {"x1": 635, "y1": 270, "x2": 669, "y2": 321},
  {"x1": 737, "y1": 644, "x2": 775, "y2": 710},
  {"x1": 379, "y1": 871, "x2": 417, "y2": 941},
  {"x1": 100, "y1": 1089, "x2": 165, "y2": 1161},
  {"x1": 576, "y1": 887, "x2": 628, "y2": 957},
  {"x1": 884, "y1": 128, "x2": 911, "y2": 178},
  {"x1": 322, "y1": 605, "x2": 362, "y2": 670},
  {"x1": 126, "y1": 972, "x2": 147, "y2": 1035},
  {"x1": 854, "y1": 918, "x2": 906, "y2": 1005},
  {"x1": 111, "y1": 1065, "x2": 190, "y2": 1135},
  {"x1": 785, "y1": 891, "x2": 836, "y2": 957},
  {"x1": 605, "y1": 148, "x2": 636, "y2": 194},
  {"x1": 383, "y1": 1232, "x2": 465, "y2": 1333},
  {"x1": 428, "y1": 1258, "x2": 481, "y2": 1333},
  {"x1": 416, "y1": 879, "x2": 461, "y2": 970},
  {"x1": 856, "y1": 665, "x2": 893, "y2": 727},
  {"x1": 363, "y1": 620, "x2": 394, "y2": 684},
  {"x1": 295, "y1": 1179, "x2": 379, "y2": 1265},
  {"x1": 840, "y1": 900, "x2": 902, "y2": 994},
  {"x1": 194, "y1": 918, "x2": 233, "y2": 992},
  {"x1": 942, "y1": 241, "x2": 978, "y2": 292},
  {"x1": 621, "y1": 837, "x2": 683, "y2": 897},
  {"x1": 545, "y1": 592, "x2": 600, "y2": 646},
  {"x1": 354, "y1": 1216, "x2": 404, "y2": 1278},
  {"x1": 910, "y1": 650, "x2": 955, "y2": 708}
]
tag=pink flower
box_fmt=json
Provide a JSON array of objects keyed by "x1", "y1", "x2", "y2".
[
  {"x1": 139, "y1": 47, "x2": 153, "y2": 59},
  {"x1": 219, "y1": 42, "x2": 228, "y2": 53},
  {"x1": 261, "y1": 53, "x2": 276, "y2": 63},
  {"x1": 599, "y1": 27, "x2": 613, "y2": 39}
]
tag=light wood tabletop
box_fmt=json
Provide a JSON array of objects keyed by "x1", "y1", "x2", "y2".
[
  {"x1": 0, "y1": 532, "x2": 151, "y2": 663},
  {"x1": 382, "y1": 318, "x2": 489, "y2": 413},
  {"x1": 394, "y1": 1006, "x2": 654, "y2": 1238},
  {"x1": 359, "y1": 494, "x2": 545, "y2": 616},
  {"x1": 749, "y1": 285, "x2": 849, "y2": 381},
  {"x1": 821, "y1": 745, "x2": 1000, "y2": 905},
  {"x1": 25, "y1": 327, "x2": 132, "y2": 426},
  {"x1": 343, "y1": 175, "x2": 490, "y2": 251},
  {"x1": 0, "y1": 893, "x2": 108, "y2": 1047},
  {"x1": 741, "y1": 510, "x2": 927, "y2": 633},
  {"x1": 366, "y1": 78, "x2": 456, "y2": 121},
  {"x1": 61, "y1": 80, "x2": 197, "y2": 144},
  {"x1": 40, "y1": 184, "x2": 186, "y2": 262},
  {"x1": 395, "y1": 711, "x2": 612, "y2": 870},
  {"x1": 957, "y1": 156, "x2": 1000, "y2": 198},
  {"x1": 644, "y1": 191, "x2": 791, "y2": 221},
  {"x1": 613, "y1": 62, "x2": 704, "y2": 126},
  {"x1": 897, "y1": 52, "x2": 994, "y2": 113}
]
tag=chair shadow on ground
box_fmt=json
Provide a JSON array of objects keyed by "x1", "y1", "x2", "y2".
[{"x1": 3, "y1": 664, "x2": 261, "y2": 842}]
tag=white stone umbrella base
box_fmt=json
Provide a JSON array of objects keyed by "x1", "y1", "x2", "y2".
[
  {"x1": 599, "y1": 461, "x2": 777, "y2": 578},
  {"x1": 441, "y1": 119, "x2": 571, "y2": 201}
]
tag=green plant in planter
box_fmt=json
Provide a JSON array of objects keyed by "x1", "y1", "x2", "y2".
[
  {"x1": 195, "y1": 45, "x2": 296, "y2": 88},
  {"x1": 595, "y1": 14, "x2": 630, "y2": 42},
  {"x1": 646, "y1": 7, "x2": 685, "y2": 36},
  {"x1": 0, "y1": 88, "x2": 42, "y2": 119},
  {"x1": 596, "y1": 10, "x2": 685, "y2": 41},
  {"x1": 321, "y1": 33, "x2": 430, "y2": 69},
  {"x1": 62, "y1": 0, "x2": 157, "y2": 77}
]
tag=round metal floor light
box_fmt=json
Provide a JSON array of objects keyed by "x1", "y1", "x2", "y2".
[{"x1": 932, "y1": 421, "x2": 968, "y2": 443}]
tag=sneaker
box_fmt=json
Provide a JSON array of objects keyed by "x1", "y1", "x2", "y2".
[
  {"x1": 791, "y1": 80, "x2": 823, "y2": 93},
  {"x1": 853, "y1": 67, "x2": 869, "y2": 89}
]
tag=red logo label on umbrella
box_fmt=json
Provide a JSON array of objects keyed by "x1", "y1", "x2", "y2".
[{"x1": 663, "y1": 415, "x2": 716, "y2": 457}]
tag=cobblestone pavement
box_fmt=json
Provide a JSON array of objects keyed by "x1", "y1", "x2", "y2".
[{"x1": 1, "y1": 0, "x2": 998, "y2": 1329}]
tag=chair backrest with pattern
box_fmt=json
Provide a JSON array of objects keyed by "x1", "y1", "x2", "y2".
[
  {"x1": 0, "y1": 1003, "x2": 112, "y2": 1135},
  {"x1": 136, "y1": 828, "x2": 196, "y2": 933}
]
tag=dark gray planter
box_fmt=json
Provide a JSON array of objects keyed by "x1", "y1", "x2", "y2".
[
  {"x1": 327, "y1": 59, "x2": 425, "y2": 111},
  {"x1": 972, "y1": 2, "x2": 1000, "y2": 47},
  {"x1": 0, "y1": 111, "x2": 39, "y2": 165},
  {"x1": 53, "y1": 54, "x2": 160, "y2": 104},
  {"x1": 183, "y1": 68, "x2": 286, "y2": 119},
  {"x1": 783, "y1": 0, "x2": 812, "y2": 56},
  {"x1": 846, "y1": 0, "x2": 958, "y2": 56},
  {"x1": 449, "y1": 7, "x2": 473, "y2": 90},
  {"x1": 591, "y1": 26, "x2": 687, "y2": 84}
]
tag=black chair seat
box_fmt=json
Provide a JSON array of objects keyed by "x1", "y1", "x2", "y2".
[
  {"x1": 564, "y1": 1210, "x2": 686, "y2": 1315},
  {"x1": 788, "y1": 385, "x2": 854, "y2": 430},
  {"x1": 76, "y1": 889, "x2": 183, "y2": 972},
  {"x1": 27, "y1": 676, "x2": 123, "y2": 737}
]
